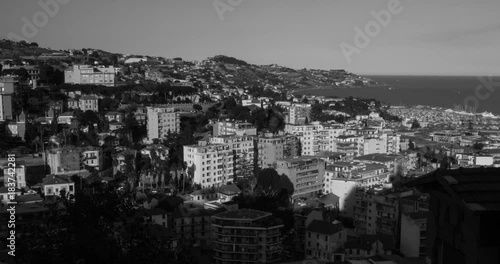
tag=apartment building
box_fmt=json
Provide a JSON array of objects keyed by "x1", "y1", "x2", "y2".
[
  {"x1": 1, "y1": 163, "x2": 26, "y2": 188},
  {"x1": 335, "y1": 135, "x2": 363, "y2": 157},
  {"x1": 212, "y1": 209, "x2": 283, "y2": 264},
  {"x1": 305, "y1": 220, "x2": 348, "y2": 261},
  {"x1": 171, "y1": 204, "x2": 224, "y2": 248},
  {"x1": 78, "y1": 95, "x2": 99, "y2": 112},
  {"x1": 257, "y1": 133, "x2": 299, "y2": 168},
  {"x1": 184, "y1": 140, "x2": 234, "y2": 188},
  {"x1": 400, "y1": 211, "x2": 428, "y2": 257},
  {"x1": 353, "y1": 188, "x2": 399, "y2": 240},
  {"x1": 323, "y1": 163, "x2": 390, "y2": 217},
  {"x1": 64, "y1": 65, "x2": 115, "y2": 87},
  {"x1": 210, "y1": 135, "x2": 256, "y2": 180},
  {"x1": 361, "y1": 136, "x2": 388, "y2": 156},
  {"x1": 386, "y1": 134, "x2": 401, "y2": 154},
  {"x1": 147, "y1": 106, "x2": 180, "y2": 141},
  {"x1": 213, "y1": 119, "x2": 257, "y2": 136},
  {"x1": 276, "y1": 157, "x2": 326, "y2": 202},
  {"x1": 288, "y1": 103, "x2": 312, "y2": 125},
  {"x1": 0, "y1": 76, "x2": 16, "y2": 121}
]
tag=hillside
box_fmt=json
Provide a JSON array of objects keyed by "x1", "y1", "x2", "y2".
[{"x1": 0, "y1": 39, "x2": 381, "y2": 90}]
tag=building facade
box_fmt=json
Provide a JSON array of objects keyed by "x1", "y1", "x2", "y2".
[
  {"x1": 212, "y1": 209, "x2": 283, "y2": 264},
  {"x1": 276, "y1": 157, "x2": 326, "y2": 202},
  {"x1": 64, "y1": 65, "x2": 115, "y2": 86},
  {"x1": 147, "y1": 106, "x2": 180, "y2": 141}
]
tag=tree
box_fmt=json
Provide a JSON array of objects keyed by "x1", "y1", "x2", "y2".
[
  {"x1": 77, "y1": 110, "x2": 100, "y2": 127},
  {"x1": 472, "y1": 142, "x2": 484, "y2": 151},
  {"x1": 411, "y1": 119, "x2": 421, "y2": 129},
  {"x1": 193, "y1": 104, "x2": 203, "y2": 111}
]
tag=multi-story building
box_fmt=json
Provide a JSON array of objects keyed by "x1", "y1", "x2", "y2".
[
  {"x1": 335, "y1": 135, "x2": 363, "y2": 157},
  {"x1": 1, "y1": 162, "x2": 26, "y2": 188},
  {"x1": 288, "y1": 103, "x2": 311, "y2": 125},
  {"x1": 81, "y1": 147, "x2": 104, "y2": 171},
  {"x1": 432, "y1": 131, "x2": 462, "y2": 143},
  {"x1": 213, "y1": 119, "x2": 257, "y2": 136},
  {"x1": 0, "y1": 76, "x2": 16, "y2": 121},
  {"x1": 353, "y1": 188, "x2": 399, "y2": 240},
  {"x1": 400, "y1": 211, "x2": 428, "y2": 258},
  {"x1": 386, "y1": 133, "x2": 401, "y2": 154},
  {"x1": 257, "y1": 133, "x2": 299, "y2": 168},
  {"x1": 305, "y1": 219, "x2": 347, "y2": 261},
  {"x1": 361, "y1": 135, "x2": 388, "y2": 156},
  {"x1": 64, "y1": 65, "x2": 115, "y2": 86},
  {"x1": 171, "y1": 204, "x2": 224, "y2": 248},
  {"x1": 147, "y1": 106, "x2": 180, "y2": 141},
  {"x1": 78, "y1": 95, "x2": 99, "y2": 112},
  {"x1": 212, "y1": 209, "x2": 283, "y2": 264},
  {"x1": 184, "y1": 140, "x2": 234, "y2": 188},
  {"x1": 210, "y1": 135, "x2": 256, "y2": 180},
  {"x1": 406, "y1": 168, "x2": 500, "y2": 264},
  {"x1": 276, "y1": 157, "x2": 326, "y2": 202},
  {"x1": 323, "y1": 163, "x2": 390, "y2": 217}
]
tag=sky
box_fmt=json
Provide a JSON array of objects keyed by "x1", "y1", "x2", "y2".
[{"x1": 1, "y1": 0, "x2": 500, "y2": 75}]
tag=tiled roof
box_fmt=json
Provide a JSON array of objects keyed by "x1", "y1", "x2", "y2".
[
  {"x1": 406, "y1": 167, "x2": 500, "y2": 213},
  {"x1": 42, "y1": 175, "x2": 74, "y2": 185},
  {"x1": 306, "y1": 219, "x2": 341, "y2": 235}
]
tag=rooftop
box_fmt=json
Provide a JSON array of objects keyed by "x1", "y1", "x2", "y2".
[
  {"x1": 213, "y1": 208, "x2": 271, "y2": 220},
  {"x1": 406, "y1": 167, "x2": 500, "y2": 213}
]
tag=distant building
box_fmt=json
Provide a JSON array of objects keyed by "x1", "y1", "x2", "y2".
[
  {"x1": 213, "y1": 119, "x2": 257, "y2": 137},
  {"x1": 212, "y1": 209, "x2": 283, "y2": 264},
  {"x1": 64, "y1": 65, "x2": 115, "y2": 87},
  {"x1": 288, "y1": 104, "x2": 312, "y2": 125},
  {"x1": 78, "y1": 95, "x2": 99, "y2": 112},
  {"x1": 42, "y1": 174, "x2": 75, "y2": 197},
  {"x1": 147, "y1": 106, "x2": 180, "y2": 141},
  {"x1": 305, "y1": 219, "x2": 347, "y2": 261},
  {"x1": 276, "y1": 157, "x2": 326, "y2": 202},
  {"x1": 344, "y1": 234, "x2": 395, "y2": 259},
  {"x1": 0, "y1": 76, "x2": 17, "y2": 121},
  {"x1": 258, "y1": 133, "x2": 299, "y2": 168}
]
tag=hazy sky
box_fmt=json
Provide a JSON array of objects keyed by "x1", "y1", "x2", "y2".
[{"x1": 1, "y1": 0, "x2": 500, "y2": 75}]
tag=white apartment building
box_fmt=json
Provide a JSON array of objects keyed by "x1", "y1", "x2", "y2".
[
  {"x1": 64, "y1": 65, "x2": 115, "y2": 86},
  {"x1": 184, "y1": 141, "x2": 234, "y2": 188},
  {"x1": 276, "y1": 157, "x2": 326, "y2": 202},
  {"x1": 147, "y1": 106, "x2": 180, "y2": 141},
  {"x1": 213, "y1": 119, "x2": 257, "y2": 136},
  {"x1": 258, "y1": 133, "x2": 299, "y2": 168},
  {"x1": 323, "y1": 163, "x2": 390, "y2": 217},
  {"x1": 288, "y1": 104, "x2": 312, "y2": 125},
  {"x1": 210, "y1": 135, "x2": 255, "y2": 179},
  {"x1": 361, "y1": 135, "x2": 388, "y2": 156}
]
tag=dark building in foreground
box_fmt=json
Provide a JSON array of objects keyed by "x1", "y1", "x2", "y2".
[
  {"x1": 406, "y1": 167, "x2": 500, "y2": 264},
  {"x1": 211, "y1": 209, "x2": 283, "y2": 264}
]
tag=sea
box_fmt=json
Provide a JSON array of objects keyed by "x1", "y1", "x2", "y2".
[{"x1": 295, "y1": 76, "x2": 500, "y2": 115}]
